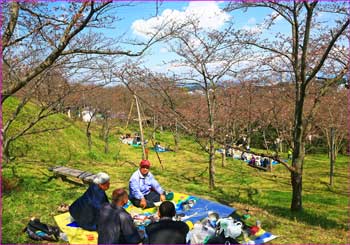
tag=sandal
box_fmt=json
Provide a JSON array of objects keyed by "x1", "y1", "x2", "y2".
[{"x1": 57, "y1": 204, "x2": 70, "y2": 213}]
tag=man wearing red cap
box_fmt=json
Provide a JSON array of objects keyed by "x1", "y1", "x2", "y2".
[{"x1": 129, "y1": 160, "x2": 166, "y2": 209}]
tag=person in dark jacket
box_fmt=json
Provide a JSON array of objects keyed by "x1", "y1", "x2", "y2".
[
  {"x1": 69, "y1": 172, "x2": 110, "y2": 231},
  {"x1": 98, "y1": 188, "x2": 142, "y2": 244},
  {"x1": 146, "y1": 201, "x2": 189, "y2": 244}
]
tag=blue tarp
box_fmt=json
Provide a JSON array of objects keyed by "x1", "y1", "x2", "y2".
[
  {"x1": 176, "y1": 196, "x2": 236, "y2": 223},
  {"x1": 153, "y1": 147, "x2": 168, "y2": 153}
]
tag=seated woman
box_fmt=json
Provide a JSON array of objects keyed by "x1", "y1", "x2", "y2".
[{"x1": 69, "y1": 172, "x2": 110, "y2": 231}]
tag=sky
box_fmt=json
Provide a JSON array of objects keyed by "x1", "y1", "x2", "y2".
[
  {"x1": 99, "y1": 1, "x2": 280, "y2": 73},
  {"x1": 51, "y1": 1, "x2": 347, "y2": 80}
]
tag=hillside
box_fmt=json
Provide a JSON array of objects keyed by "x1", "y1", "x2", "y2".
[{"x1": 2, "y1": 97, "x2": 349, "y2": 244}]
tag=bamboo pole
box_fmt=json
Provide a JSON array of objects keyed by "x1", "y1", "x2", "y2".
[
  {"x1": 134, "y1": 95, "x2": 146, "y2": 160},
  {"x1": 150, "y1": 138, "x2": 164, "y2": 170},
  {"x1": 125, "y1": 100, "x2": 134, "y2": 129}
]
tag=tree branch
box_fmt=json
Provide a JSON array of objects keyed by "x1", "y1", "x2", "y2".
[{"x1": 2, "y1": 1, "x2": 20, "y2": 49}]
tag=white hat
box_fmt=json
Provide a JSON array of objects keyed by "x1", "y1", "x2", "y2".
[{"x1": 93, "y1": 172, "x2": 110, "y2": 184}]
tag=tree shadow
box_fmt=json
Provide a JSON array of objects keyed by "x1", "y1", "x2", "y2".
[
  {"x1": 260, "y1": 205, "x2": 344, "y2": 230},
  {"x1": 250, "y1": 203, "x2": 347, "y2": 229},
  {"x1": 212, "y1": 187, "x2": 344, "y2": 230}
]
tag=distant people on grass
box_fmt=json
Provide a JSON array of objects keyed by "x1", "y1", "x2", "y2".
[
  {"x1": 129, "y1": 160, "x2": 166, "y2": 209},
  {"x1": 120, "y1": 133, "x2": 133, "y2": 144},
  {"x1": 98, "y1": 188, "x2": 142, "y2": 244},
  {"x1": 146, "y1": 201, "x2": 189, "y2": 244},
  {"x1": 255, "y1": 156, "x2": 261, "y2": 166},
  {"x1": 262, "y1": 157, "x2": 270, "y2": 168},
  {"x1": 155, "y1": 142, "x2": 173, "y2": 152},
  {"x1": 69, "y1": 172, "x2": 110, "y2": 231},
  {"x1": 241, "y1": 151, "x2": 248, "y2": 161},
  {"x1": 154, "y1": 142, "x2": 166, "y2": 152},
  {"x1": 132, "y1": 135, "x2": 141, "y2": 145},
  {"x1": 249, "y1": 155, "x2": 256, "y2": 165},
  {"x1": 236, "y1": 136, "x2": 248, "y2": 149}
]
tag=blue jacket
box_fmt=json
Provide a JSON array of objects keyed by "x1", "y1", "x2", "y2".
[
  {"x1": 129, "y1": 169, "x2": 164, "y2": 200},
  {"x1": 69, "y1": 183, "x2": 108, "y2": 231}
]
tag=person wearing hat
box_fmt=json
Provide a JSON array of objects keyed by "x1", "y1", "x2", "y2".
[
  {"x1": 69, "y1": 172, "x2": 110, "y2": 231},
  {"x1": 129, "y1": 160, "x2": 165, "y2": 209},
  {"x1": 98, "y1": 188, "x2": 142, "y2": 244}
]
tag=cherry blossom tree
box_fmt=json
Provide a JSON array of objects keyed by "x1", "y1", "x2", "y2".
[{"x1": 227, "y1": 0, "x2": 349, "y2": 211}]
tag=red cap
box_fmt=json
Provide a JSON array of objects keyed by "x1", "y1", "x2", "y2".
[{"x1": 140, "y1": 159, "x2": 151, "y2": 168}]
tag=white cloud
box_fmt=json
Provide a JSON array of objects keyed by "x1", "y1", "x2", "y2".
[
  {"x1": 242, "y1": 25, "x2": 263, "y2": 34},
  {"x1": 132, "y1": 1, "x2": 230, "y2": 37},
  {"x1": 242, "y1": 16, "x2": 263, "y2": 34}
]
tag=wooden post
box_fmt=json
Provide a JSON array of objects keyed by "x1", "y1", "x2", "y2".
[
  {"x1": 221, "y1": 149, "x2": 226, "y2": 167},
  {"x1": 134, "y1": 95, "x2": 146, "y2": 160},
  {"x1": 330, "y1": 127, "x2": 335, "y2": 186},
  {"x1": 125, "y1": 100, "x2": 134, "y2": 129},
  {"x1": 150, "y1": 138, "x2": 164, "y2": 170},
  {"x1": 174, "y1": 118, "x2": 179, "y2": 152},
  {"x1": 153, "y1": 113, "x2": 156, "y2": 140},
  {"x1": 267, "y1": 158, "x2": 272, "y2": 172}
]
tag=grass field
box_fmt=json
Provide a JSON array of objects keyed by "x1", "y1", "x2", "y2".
[{"x1": 2, "y1": 98, "x2": 349, "y2": 244}]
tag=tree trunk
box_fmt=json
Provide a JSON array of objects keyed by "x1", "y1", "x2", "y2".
[
  {"x1": 209, "y1": 135, "x2": 215, "y2": 189},
  {"x1": 291, "y1": 137, "x2": 304, "y2": 211},
  {"x1": 262, "y1": 130, "x2": 269, "y2": 151},
  {"x1": 104, "y1": 135, "x2": 109, "y2": 153},
  {"x1": 86, "y1": 118, "x2": 93, "y2": 152},
  {"x1": 2, "y1": 139, "x2": 11, "y2": 164},
  {"x1": 87, "y1": 131, "x2": 92, "y2": 151},
  {"x1": 103, "y1": 117, "x2": 109, "y2": 154},
  {"x1": 207, "y1": 88, "x2": 216, "y2": 189},
  {"x1": 247, "y1": 83, "x2": 252, "y2": 147},
  {"x1": 329, "y1": 127, "x2": 335, "y2": 186},
  {"x1": 221, "y1": 150, "x2": 226, "y2": 167},
  {"x1": 153, "y1": 114, "x2": 157, "y2": 141},
  {"x1": 291, "y1": 163, "x2": 303, "y2": 211},
  {"x1": 173, "y1": 118, "x2": 179, "y2": 152},
  {"x1": 279, "y1": 140, "x2": 283, "y2": 153},
  {"x1": 291, "y1": 89, "x2": 306, "y2": 211}
]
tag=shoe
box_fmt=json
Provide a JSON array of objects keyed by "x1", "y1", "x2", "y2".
[{"x1": 57, "y1": 204, "x2": 69, "y2": 213}]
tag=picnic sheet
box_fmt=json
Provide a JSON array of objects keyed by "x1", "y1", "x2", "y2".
[
  {"x1": 125, "y1": 192, "x2": 277, "y2": 244},
  {"x1": 54, "y1": 212, "x2": 97, "y2": 244},
  {"x1": 54, "y1": 192, "x2": 277, "y2": 244},
  {"x1": 125, "y1": 192, "x2": 235, "y2": 223}
]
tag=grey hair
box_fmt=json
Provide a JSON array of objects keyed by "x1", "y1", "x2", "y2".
[{"x1": 93, "y1": 172, "x2": 110, "y2": 184}]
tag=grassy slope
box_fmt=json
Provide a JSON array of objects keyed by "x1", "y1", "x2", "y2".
[{"x1": 2, "y1": 97, "x2": 349, "y2": 244}]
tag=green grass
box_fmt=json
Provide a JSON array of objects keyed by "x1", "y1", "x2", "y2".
[{"x1": 2, "y1": 97, "x2": 350, "y2": 244}]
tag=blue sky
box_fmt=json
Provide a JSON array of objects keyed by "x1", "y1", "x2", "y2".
[
  {"x1": 51, "y1": 1, "x2": 346, "y2": 77},
  {"x1": 99, "y1": 1, "x2": 280, "y2": 72},
  {"x1": 50, "y1": 1, "x2": 287, "y2": 73}
]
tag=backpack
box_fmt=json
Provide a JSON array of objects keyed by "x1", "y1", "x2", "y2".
[{"x1": 23, "y1": 218, "x2": 60, "y2": 242}]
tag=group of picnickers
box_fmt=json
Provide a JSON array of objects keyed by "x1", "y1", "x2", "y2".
[
  {"x1": 120, "y1": 132, "x2": 171, "y2": 153},
  {"x1": 68, "y1": 159, "x2": 188, "y2": 244},
  {"x1": 222, "y1": 136, "x2": 292, "y2": 171}
]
